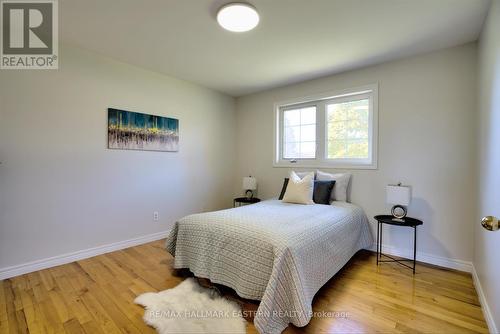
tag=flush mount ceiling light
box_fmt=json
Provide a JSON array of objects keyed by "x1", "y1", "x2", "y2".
[{"x1": 217, "y1": 3, "x2": 259, "y2": 32}]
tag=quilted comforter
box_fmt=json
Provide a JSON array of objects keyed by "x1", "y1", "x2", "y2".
[{"x1": 165, "y1": 199, "x2": 372, "y2": 333}]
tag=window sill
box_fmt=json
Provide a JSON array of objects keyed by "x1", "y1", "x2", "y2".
[{"x1": 272, "y1": 161, "x2": 378, "y2": 170}]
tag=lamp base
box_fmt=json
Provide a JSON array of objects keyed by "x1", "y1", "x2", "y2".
[
  {"x1": 391, "y1": 205, "x2": 407, "y2": 221},
  {"x1": 245, "y1": 190, "x2": 254, "y2": 199}
]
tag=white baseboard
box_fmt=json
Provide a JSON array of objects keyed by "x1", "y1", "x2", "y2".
[
  {"x1": 0, "y1": 230, "x2": 171, "y2": 280},
  {"x1": 472, "y1": 264, "x2": 499, "y2": 334},
  {"x1": 368, "y1": 244, "x2": 473, "y2": 272}
]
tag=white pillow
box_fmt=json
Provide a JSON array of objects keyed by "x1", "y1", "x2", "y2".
[
  {"x1": 294, "y1": 171, "x2": 315, "y2": 179},
  {"x1": 282, "y1": 171, "x2": 314, "y2": 205},
  {"x1": 316, "y1": 170, "x2": 351, "y2": 202}
]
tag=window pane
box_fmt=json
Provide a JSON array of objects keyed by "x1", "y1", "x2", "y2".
[
  {"x1": 347, "y1": 120, "x2": 368, "y2": 139},
  {"x1": 284, "y1": 109, "x2": 300, "y2": 126},
  {"x1": 348, "y1": 105, "x2": 368, "y2": 123},
  {"x1": 284, "y1": 126, "x2": 300, "y2": 142},
  {"x1": 300, "y1": 142, "x2": 316, "y2": 158},
  {"x1": 328, "y1": 140, "x2": 347, "y2": 159},
  {"x1": 301, "y1": 124, "x2": 316, "y2": 142},
  {"x1": 328, "y1": 121, "x2": 347, "y2": 140},
  {"x1": 347, "y1": 140, "x2": 369, "y2": 158},
  {"x1": 284, "y1": 142, "x2": 299, "y2": 159},
  {"x1": 301, "y1": 107, "x2": 316, "y2": 125},
  {"x1": 327, "y1": 98, "x2": 369, "y2": 159},
  {"x1": 282, "y1": 106, "x2": 316, "y2": 159},
  {"x1": 327, "y1": 104, "x2": 347, "y2": 122}
]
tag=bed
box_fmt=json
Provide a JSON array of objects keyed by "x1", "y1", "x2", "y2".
[{"x1": 165, "y1": 199, "x2": 373, "y2": 334}]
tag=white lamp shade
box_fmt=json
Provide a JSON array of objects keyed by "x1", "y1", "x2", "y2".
[
  {"x1": 243, "y1": 176, "x2": 257, "y2": 190},
  {"x1": 386, "y1": 185, "x2": 411, "y2": 206}
]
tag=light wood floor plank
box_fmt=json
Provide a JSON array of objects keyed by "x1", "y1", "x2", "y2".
[
  {"x1": 80, "y1": 320, "x2": 104, "y2": 334},
  {"x1": 0, "y1": 240, "x2": 488, "y2": 333},
  {"x1": 78, "y1": 288, "x2": 122, "y2": 334},
  {"x1": 62, "y1": 318, "x2": 84, "y2": 334}
]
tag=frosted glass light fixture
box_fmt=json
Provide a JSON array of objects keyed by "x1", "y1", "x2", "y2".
[{"x1": 217, "y1": 3, "x2": 259, "y2": 32}]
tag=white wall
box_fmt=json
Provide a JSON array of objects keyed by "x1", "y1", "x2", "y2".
[
  {"x1": 0, "y1": 45, "x2": 235, "y2": 269},
  {"x1": 476, "y1": 0, "x2": 500, "y2": 330},
  {"x1": 235, "y1": 44, "x2": 477, "y2": 267}
]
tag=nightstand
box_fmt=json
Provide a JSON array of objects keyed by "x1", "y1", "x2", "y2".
[
  {"x1": 233, "y1": 197, "x2": 260, "y2": 207},
  {"x1": 374, "y1": 215, "x2": 423, "y2": 274}
]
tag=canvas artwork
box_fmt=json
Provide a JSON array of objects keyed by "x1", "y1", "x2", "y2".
[{"x1": 108, "y1": 108, "x2": 179, "y2": 152}]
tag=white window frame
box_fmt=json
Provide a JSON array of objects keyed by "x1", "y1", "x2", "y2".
[
  {"x1": 279, "y1": 101, "x2": 318, "y2": 161},
  {"x1": 273, "y1": 84, "x2": 378, "y2": 169}
]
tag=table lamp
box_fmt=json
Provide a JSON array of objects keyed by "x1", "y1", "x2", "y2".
[
  {"x1": 386, "y1": 183, "x2": 411, "y2": 221},
  {"x1": 243, "y1": 176, "x2": 257, "y2": 199}
]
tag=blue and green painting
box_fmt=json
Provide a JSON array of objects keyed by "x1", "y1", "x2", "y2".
[{"x1": 108, "y1": 108, "x2": 179, "y2": 152}]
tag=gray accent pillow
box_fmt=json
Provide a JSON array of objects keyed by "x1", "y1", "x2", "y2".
[{"x1": 312, "y1": 180, "x2": 336, "y2": 205}]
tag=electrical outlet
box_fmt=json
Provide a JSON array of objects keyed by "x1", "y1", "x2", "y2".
[{"x1": 153, "y1": 211, "x2": 159, "y2": 221}]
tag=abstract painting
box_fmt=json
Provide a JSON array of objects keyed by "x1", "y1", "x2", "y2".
[{"x1": 108, "y1": 108, "x2": 179, "y2": 152}]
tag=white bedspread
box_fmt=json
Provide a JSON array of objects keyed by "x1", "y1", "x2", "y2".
[{"x1": 165, "y1": 200, "x2": 373, "y2": 333}]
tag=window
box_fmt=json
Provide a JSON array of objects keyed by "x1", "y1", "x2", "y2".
[
  {"x1": 274, "y1": 85, "x2": 377, "y2": 169},
  {"x1": 326, "y1": 96, "x2": 370, "y2": 160},
  {"x1": 282, "y1": 106, "x2": 316, "y2": 159}
]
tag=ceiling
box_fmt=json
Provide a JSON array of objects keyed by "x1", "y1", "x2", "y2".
[{"x1": 60, "y1": 0, "x2": 490, "y2": 97}]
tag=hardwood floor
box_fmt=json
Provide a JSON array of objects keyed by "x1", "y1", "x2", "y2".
[{"x1": 0, "y1": 240, "x2": 488, "y2": 333}]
